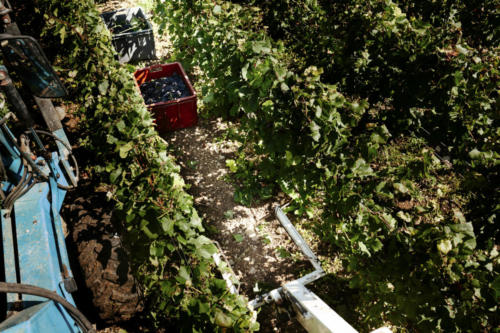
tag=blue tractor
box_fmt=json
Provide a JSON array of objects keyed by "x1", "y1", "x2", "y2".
[
  {"x1": 0, "y1": 2, "x2": 98, "y2": 331},
  {"x1": 0, "y1": 32, "x2": 95, "y2": 332},
  {"x1": 0, "y1": 2, "x2": 144, "y2": 331}
]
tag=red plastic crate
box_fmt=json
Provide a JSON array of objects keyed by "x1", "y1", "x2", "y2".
[{"x1": 134, "y1": 62, "x2": 197, "y2": 132}]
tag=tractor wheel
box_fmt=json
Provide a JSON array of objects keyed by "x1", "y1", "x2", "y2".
[{"x1": 69, "y1": 196, "x2": 143, "y2": 324}]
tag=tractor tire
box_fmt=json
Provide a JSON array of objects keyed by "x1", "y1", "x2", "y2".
[{"x1": 69, "y1": 196, "x2": 143, "y2": 324}]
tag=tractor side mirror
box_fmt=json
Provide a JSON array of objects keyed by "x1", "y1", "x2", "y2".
[{"x1": 0, "y1": 34, "x2": 67, "y2": 98}]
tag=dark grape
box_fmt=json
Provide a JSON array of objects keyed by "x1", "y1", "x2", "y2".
[{"x1": 139, "y1": 73, "x2": 191, "y2": 105}]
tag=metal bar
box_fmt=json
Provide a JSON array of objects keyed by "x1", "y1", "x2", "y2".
[
  {"x1": 295, "y1": 268, "x2": 326, "y2": 286},
  {"x1": 249, "y1": 269, "x2": 326, "y2": 309},
  {"x1": 52, "y1": 129, "x2": 78, "y2": 187},
  {"x1": 33, "y1": 97, "x2": 62, "y2": 132},
  {"x1": 274, "y1": 206, "x2": 323, "y2": 271},
  {"x1": 212, "y1": 252, "x2": 238, "y2": 295},
  {"x1": 1, "y1": 210, "x2": 18, "y2": 307},
  {"x1": 284, "y1": 281, "x2": 358, "y2": 333},
  {"x1": 249, "y1": 208, "x2": 327, "y2": 309}
]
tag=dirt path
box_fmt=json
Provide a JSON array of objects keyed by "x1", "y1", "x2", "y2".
[
  {"x1": 165, "y1": 118, "x2": 307, "y2": 332},
  {"x1": 97, "y1": 1, "x2": 309, "y2": 331}
]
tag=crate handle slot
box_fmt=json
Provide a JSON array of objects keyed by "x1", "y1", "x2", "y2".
[
  {"x1": 114, "y1": 9, "x2": 128, "y2": 15},
  {"x1": 150, "y1": 65, "x2": 163, "y2": 73},
  {"x1": 135, "y1": 71, "x2": 148, "y2": 85}
]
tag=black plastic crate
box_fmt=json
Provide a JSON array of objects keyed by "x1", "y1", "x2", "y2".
[{"x1": 101, "y1": 7, "x2": 156, "y2": 63}]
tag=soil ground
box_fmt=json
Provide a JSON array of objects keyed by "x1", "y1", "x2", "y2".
[{"x1": 165, "y1": 118, "x2": 309, "y2": 332}]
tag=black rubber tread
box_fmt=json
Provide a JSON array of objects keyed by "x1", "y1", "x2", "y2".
[{"x1": 69, "y1": 197, "x2": 143, "y2": 324}]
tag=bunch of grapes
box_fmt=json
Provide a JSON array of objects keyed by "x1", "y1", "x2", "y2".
[{"x1": 139, "y1": 73, "x2": 190, "y2": 105}]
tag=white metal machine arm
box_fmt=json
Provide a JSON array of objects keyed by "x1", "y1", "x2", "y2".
[{"x1": 248, "y1": 206, "x2": 391, "y2": 333}]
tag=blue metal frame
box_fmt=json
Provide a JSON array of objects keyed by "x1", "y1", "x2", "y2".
[{"x1": 0, "y1": 124, "x2": 81, "y2": 332}]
